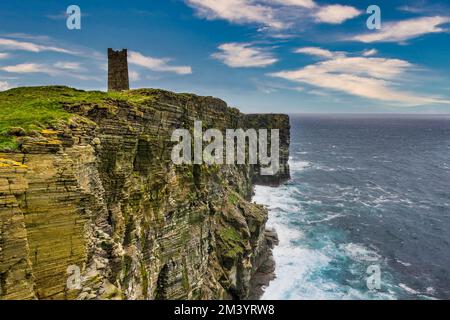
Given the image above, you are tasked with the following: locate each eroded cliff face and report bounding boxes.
[0,87,289,300]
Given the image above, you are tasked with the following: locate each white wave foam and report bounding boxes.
[262,245,333,300]
[340,243,381,262]
[395,259,411,267]
[426,287,436,295]
[314,164,336,172]
[306,213,343,224]
[253,180,397,300]
[253,185,302,213]
[399,283,419,295]
[289,158,311,172]
[254,185,336,299]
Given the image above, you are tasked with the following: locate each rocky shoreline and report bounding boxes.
[248,228,279,300]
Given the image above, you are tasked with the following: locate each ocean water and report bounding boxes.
[255,114,450,300]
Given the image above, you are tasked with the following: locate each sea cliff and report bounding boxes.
[0,86,290,300]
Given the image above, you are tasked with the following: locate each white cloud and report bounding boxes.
[270,0,316,9]
[70,74,103,81]
[128,51,192,75]
[186,0,284,29]
[0,63,59,75]
[0,81,11,91]
[308,56,412,79]
[0,53,10,59]
[397,6,417,13]
[308,89,329,96]
[129,70,141,81]
[0,34,104,60]
[314,5,361,24]
[46,11,89,20]
[185,1,360,30]
[0,37,71,54]
[350,16,450,43]
[53,62,83,71]
[212,43,277,68]
[269,49,450,106]
[362,49,378,57]
[295,47,342,58]
[0,62,94,79]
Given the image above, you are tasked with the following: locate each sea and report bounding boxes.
[254,114,450,300]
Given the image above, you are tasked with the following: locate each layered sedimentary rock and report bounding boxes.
[0,87,289,300]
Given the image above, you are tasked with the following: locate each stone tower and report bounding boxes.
[108,48,129,92]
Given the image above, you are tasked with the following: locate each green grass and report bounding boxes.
[0,86,157,150]
[228,192,239,205]
[218,227,245,258]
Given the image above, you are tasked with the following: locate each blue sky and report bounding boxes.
[0,0,450,113]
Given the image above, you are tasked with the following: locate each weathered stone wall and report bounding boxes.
[0,88,290,300]
[108,49,129,92]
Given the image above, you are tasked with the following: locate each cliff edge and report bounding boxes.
[0,86,290,300]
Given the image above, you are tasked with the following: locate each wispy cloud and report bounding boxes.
[268,0,316,9]
[129,70,141,81]
[0,81,11,91]
[212,43,277,68]
[398,2,450,15]
[1,61,97,80]
[184,0,360,31]
[362,49,378,57]
[0,34,105,60]
[308,89,329,97]
[253,78,302,94]
[350,16,450,43]
[185,0,285,29]
[269,48,450,106]
[128,51,192,75]
[2,33,52,42]
[0,63,60,75]
[46,12,68,20]
[0,34,110,84]
[314,5,361,24]
[0,37,71,54]
[397,5,424,14]
[53,61,84,71]
[46,11,89,20]
[295,47,343,59]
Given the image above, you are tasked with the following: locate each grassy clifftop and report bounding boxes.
[0,86,159,150]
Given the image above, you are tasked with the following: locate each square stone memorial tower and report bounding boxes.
[108,48,129,92]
